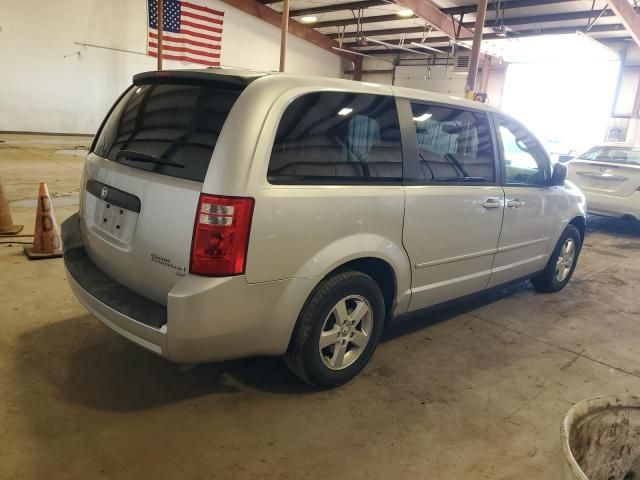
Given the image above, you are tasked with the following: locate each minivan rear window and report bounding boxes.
[92,82,243,182]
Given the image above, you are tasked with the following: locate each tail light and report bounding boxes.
[190,194,255,276]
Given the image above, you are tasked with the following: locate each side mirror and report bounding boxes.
[551,162,568,186]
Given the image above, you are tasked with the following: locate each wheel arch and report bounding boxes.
[285,256,399,355]
[326,257,398,321]
[569,216,586,243]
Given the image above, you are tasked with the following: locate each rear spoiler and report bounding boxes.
[133,69,265,88]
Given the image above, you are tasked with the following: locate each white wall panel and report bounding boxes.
[0,0,341,133]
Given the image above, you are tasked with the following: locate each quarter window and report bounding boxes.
[496,116,550,186]
[410,103,495,183]
[268,92,402,183]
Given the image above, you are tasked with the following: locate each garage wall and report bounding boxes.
[394,64,467,96]
[357,54,506,107]
[0,0,342,134]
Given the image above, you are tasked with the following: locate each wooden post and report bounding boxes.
[479,55,491,93]
[632,74,640,118]
[465,0,488,97]
[353,56,363,81]
[279,0,290,72]
[157,0,164,71]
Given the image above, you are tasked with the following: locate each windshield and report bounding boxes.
[578,146,640,166]
[92,81,244,181]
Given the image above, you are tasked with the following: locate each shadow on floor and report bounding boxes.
[16,283,534,413]
[586,215,640,239]
[16,315,320,413]
[382,281,531,342]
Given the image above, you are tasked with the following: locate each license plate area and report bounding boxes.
[85,181,140,248]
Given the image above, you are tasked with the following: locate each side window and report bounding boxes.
[410,102,495,183]
[496,116,550,186]
[580,147,640,166]
[268,92,402,183]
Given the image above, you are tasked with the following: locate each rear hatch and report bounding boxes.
[567,147,640,197]
[81,71,249,305]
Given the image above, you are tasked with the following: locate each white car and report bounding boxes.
[567,143,640,220]
[61,69,586,387]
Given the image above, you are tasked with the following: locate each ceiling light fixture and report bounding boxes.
[300,15,318,24]
[338,108,353,116]
[397,9,414,17]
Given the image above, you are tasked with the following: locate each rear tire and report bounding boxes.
[531,224,582,293]
[284,271,385,388]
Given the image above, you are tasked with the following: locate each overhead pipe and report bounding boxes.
[279,0,290,72]
[364,37,431,57]
[465,0,489,97]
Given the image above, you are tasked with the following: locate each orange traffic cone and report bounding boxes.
[23,182,63,260]
[0,180,23,235]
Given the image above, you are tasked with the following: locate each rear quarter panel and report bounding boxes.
[217,78,412,313]
[548,180,587,249]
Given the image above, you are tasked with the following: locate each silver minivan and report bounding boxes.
[62,69,586,387]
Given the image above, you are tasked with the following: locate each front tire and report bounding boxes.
[284,271,385,388]
[531,224,582,293]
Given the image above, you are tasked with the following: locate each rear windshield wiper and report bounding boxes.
[435,176,491,182]
[115,149,184,168]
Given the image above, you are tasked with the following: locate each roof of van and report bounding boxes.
[134,68,499,114]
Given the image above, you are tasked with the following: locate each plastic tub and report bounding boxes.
[562,395,640,479]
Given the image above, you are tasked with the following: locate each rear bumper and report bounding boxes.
[62,214,316,363]
[585,190,640,219]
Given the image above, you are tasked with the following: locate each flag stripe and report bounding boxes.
[180,28,221,41]
[149,50,220,66]
[182,1,224,17]
[149,32,220,50]
[149,41,220,58]
[180,19,222,33]
[148,47,220,65]
[156,38,220,55]
[150,28,221,42]
[181,9,224,25]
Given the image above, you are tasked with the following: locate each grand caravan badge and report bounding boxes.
[150,253,186,277]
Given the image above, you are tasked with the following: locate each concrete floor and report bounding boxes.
[2,133,640,479]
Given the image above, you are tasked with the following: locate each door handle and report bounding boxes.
[482,198,502,209]
[507,199,525,209]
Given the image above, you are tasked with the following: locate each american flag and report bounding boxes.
[148,0,223,67]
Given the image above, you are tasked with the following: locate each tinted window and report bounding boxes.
[410,103,495,183]
[268,92,402,183]
[579,147,640,166]
[497,116,549,186]
[93,82,243,182]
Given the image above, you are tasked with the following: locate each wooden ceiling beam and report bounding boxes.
[608,0,640,47]
[267,0,575,13]
[342,23,629,49]
[325,8,617,38]
[216,0,357,61]
[290,0,386,17]
[394,0,473,39]
[441,0,577,16]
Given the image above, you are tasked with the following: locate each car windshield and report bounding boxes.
[578,147,640,166]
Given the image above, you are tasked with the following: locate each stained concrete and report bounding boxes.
[2,133,640,479]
